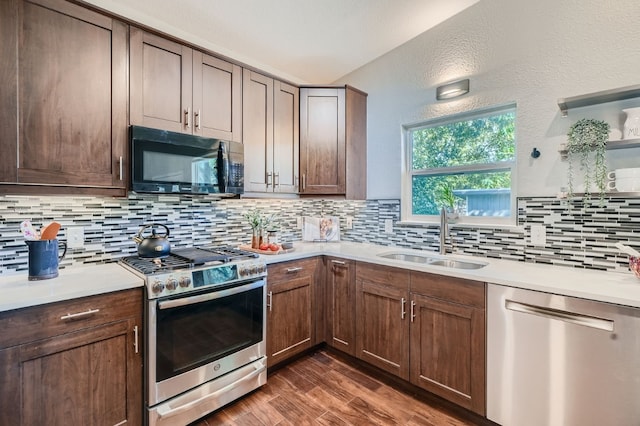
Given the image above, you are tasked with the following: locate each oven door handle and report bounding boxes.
[156,361,266,420]
[158,280,264,310]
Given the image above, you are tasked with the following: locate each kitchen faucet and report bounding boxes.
[439,207,448,255]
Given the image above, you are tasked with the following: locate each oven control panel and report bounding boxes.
[145,260,267,299]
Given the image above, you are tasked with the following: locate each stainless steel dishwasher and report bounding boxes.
[487,284,640,426]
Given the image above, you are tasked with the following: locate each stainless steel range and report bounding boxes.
[120,246,267,426]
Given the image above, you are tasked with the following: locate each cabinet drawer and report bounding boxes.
[267,257,318,282]
[410,272,485,308]
[0,288,142,349]
[356,261,409,290]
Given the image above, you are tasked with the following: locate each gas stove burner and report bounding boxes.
[119,246,259,275]
[171,246,257,265]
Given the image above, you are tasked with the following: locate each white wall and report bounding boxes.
[337,0,640,199]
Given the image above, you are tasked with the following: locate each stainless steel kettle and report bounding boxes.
[132,223,171,258]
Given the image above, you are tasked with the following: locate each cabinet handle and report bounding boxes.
[60,308,100,321]
[411,300,416,323]
[266,171,272,188]
[274,172,279,187]
[133,325,139,354]
[301,173,306,191]
[401,297,406,319]
[118,156,123,181]
[185,107,191,128]
[286,267,303,273]
[331,260,346,265]
[195,109,201,129]
[267,291,273,312]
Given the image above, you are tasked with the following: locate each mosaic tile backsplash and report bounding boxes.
[0,194,637,276]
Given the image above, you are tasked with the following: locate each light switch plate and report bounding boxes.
[296,217,304,229]
[67,227,85,249]
[346,217,353,229]
[384,219,393,234]
[530,224,546,246]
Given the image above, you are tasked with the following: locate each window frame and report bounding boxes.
[401,103,518,227]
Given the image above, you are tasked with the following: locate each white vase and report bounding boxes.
[623,107,640,139]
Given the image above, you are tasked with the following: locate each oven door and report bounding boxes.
[147,278,266,407]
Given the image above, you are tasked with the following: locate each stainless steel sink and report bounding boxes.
[377,253,432,263]
[377,252,487,270]
[427,259,487,270]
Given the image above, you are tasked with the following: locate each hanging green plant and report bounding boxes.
[566,118,610,204]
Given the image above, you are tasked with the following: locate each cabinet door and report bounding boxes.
[299,88,346,195]
[0,0,127,190]
[355,262,410,379]
[410,293,486,415]
[267,276,313,368]
[0,346,20,425]
[326,257,356,355]
[273,80,299,193]
[9,318,142,425]
[192,52,242,142]
[130,28,193,133]
[243,70,274,193]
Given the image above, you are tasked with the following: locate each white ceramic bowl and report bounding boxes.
[609,177,640,192]
[611,168,640,179]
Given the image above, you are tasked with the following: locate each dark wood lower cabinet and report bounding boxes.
[410,271,486,416]
[410,293,486,415]
[325,257,356,355]
[265,257,487,417]
[355,262,410,380]
[266,258,319,367]
[0,289,143,426]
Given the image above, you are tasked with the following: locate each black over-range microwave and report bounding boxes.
[130,126,244,196]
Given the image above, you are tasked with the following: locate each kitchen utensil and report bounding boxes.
[20,220,40,240]
[133,223,171,258]
[40,221,61,240]
[615,242,640,257]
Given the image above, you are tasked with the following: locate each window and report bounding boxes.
[402,104,516,225]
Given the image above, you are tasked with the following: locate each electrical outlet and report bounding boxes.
[296,217,304,229]
[384,219,394,234]
[67,226,85,249]
[530,224,546,246]
[346,217,353,229]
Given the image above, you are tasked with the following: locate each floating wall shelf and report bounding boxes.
[557,84,640,117]
[558,137,640,160]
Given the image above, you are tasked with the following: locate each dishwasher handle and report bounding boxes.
[505,299,614,332]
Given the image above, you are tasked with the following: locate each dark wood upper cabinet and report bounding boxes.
[243,70,299,194]
[299,86,367,199]
[0,0,128,195]
[130,28,242,142]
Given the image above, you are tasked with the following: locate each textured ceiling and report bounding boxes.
[83,0,479,84]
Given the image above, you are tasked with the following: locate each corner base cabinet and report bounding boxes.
[0,289,143,425]
[326,257,356,355]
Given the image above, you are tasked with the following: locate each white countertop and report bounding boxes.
[262,241,640,309]
[2,241,640,313]
[0,264,144,312]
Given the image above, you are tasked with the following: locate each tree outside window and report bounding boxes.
[403,105,516,224]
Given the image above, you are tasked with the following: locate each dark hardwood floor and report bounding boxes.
[191,350,481,425]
